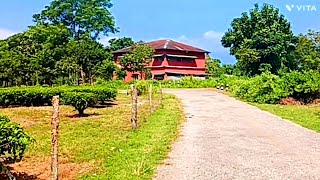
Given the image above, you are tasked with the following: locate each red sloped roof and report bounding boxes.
[112,39,210,54]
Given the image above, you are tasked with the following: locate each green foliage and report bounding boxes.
[67,86,117,102]
[0,24,71,86]
[95,58,116,81]
[231,73,288,103]
[206,56,223,77]
[294,30,320,71]
[126,77,218,90]
[133,81,159,96]
[0,23,115,87]
[0,0,118,87]
[115,67,126,80]
[61,92,97,115]
[220,64,236,76]
[222,3,296,75]
[62,37,113,84]
[120,44,155,74]
[0,86,117,111]
[106,37,135,52]
[228,71,320,104]
[0,87,61,107]
[157,77,217,88]
[33,0,117,40]
[0,115,33,169]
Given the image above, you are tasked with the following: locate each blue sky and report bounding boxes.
[0,0,319,64]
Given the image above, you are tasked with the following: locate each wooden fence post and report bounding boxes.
[131,85,138,129]
[51,96,60,180]
[149,84,153,113]
[159,82,163,105]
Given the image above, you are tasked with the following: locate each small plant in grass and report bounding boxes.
[133,158,153,177]
[0,115,33,179]
[62,92,98,116]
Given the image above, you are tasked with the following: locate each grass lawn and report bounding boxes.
[254,104,320,132]
[0,93,184,180]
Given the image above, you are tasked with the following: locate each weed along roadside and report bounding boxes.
[81,94,184,179]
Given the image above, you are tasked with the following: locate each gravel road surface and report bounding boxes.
[155,89,320,180]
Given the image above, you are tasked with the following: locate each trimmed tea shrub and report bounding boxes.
[0,86,117,108]
[0,115,33,176]
[61,92,98,115]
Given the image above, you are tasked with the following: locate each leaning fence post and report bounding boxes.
[149,84,153,113]
[131,85,138,129]
[159,82,163,105]
[51,96,60,180]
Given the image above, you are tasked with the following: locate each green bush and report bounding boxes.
[228,70,320,104]
[231,73,288,103]
[0,87,60,107]
[161,77,218,88]
[0,86,117,108]
[126,80,160,96]
[64,86,117,102]
[281,70,320,102]
[0,115,33,173]
[61,92,98,115]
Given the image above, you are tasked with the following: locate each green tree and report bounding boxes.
[220,64,236,75]
[106,37,135,52]
[33,0,118,40]
[95,53,116,80]
[62,37,110,84]
[222,3,295,75]
[0,25,70,86]
[120,44,155,79]
[294,30,320,71]
[205,56,223,77]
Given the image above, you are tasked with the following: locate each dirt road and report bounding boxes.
[155,90,320,180]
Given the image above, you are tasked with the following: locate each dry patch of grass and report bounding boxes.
[9,157,94,180]
[0,93,183,179]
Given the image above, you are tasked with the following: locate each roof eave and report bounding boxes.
[155,48,210,53]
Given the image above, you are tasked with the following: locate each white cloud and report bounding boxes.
[177,35,197,45]
[174,30,227,54]
[99,36,119,46]
[203,30,224,40]
[0,28,17,40]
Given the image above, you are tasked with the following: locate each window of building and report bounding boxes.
[168,57,194,63]
[133,74,139,80]
[154,75,164,80]
[184,58,195,63]
[156,56,164,62]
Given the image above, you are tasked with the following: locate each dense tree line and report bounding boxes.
[0,0,138,87]
[208,4,319,78]
[218,3,320,76]
[1,2,319,86]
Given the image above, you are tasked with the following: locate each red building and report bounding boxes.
[112,39,209,82]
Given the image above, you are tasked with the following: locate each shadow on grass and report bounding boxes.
[0,172,38,180]
[97,101,118,107]
[65,112,101,118]
[92,103,117,109]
